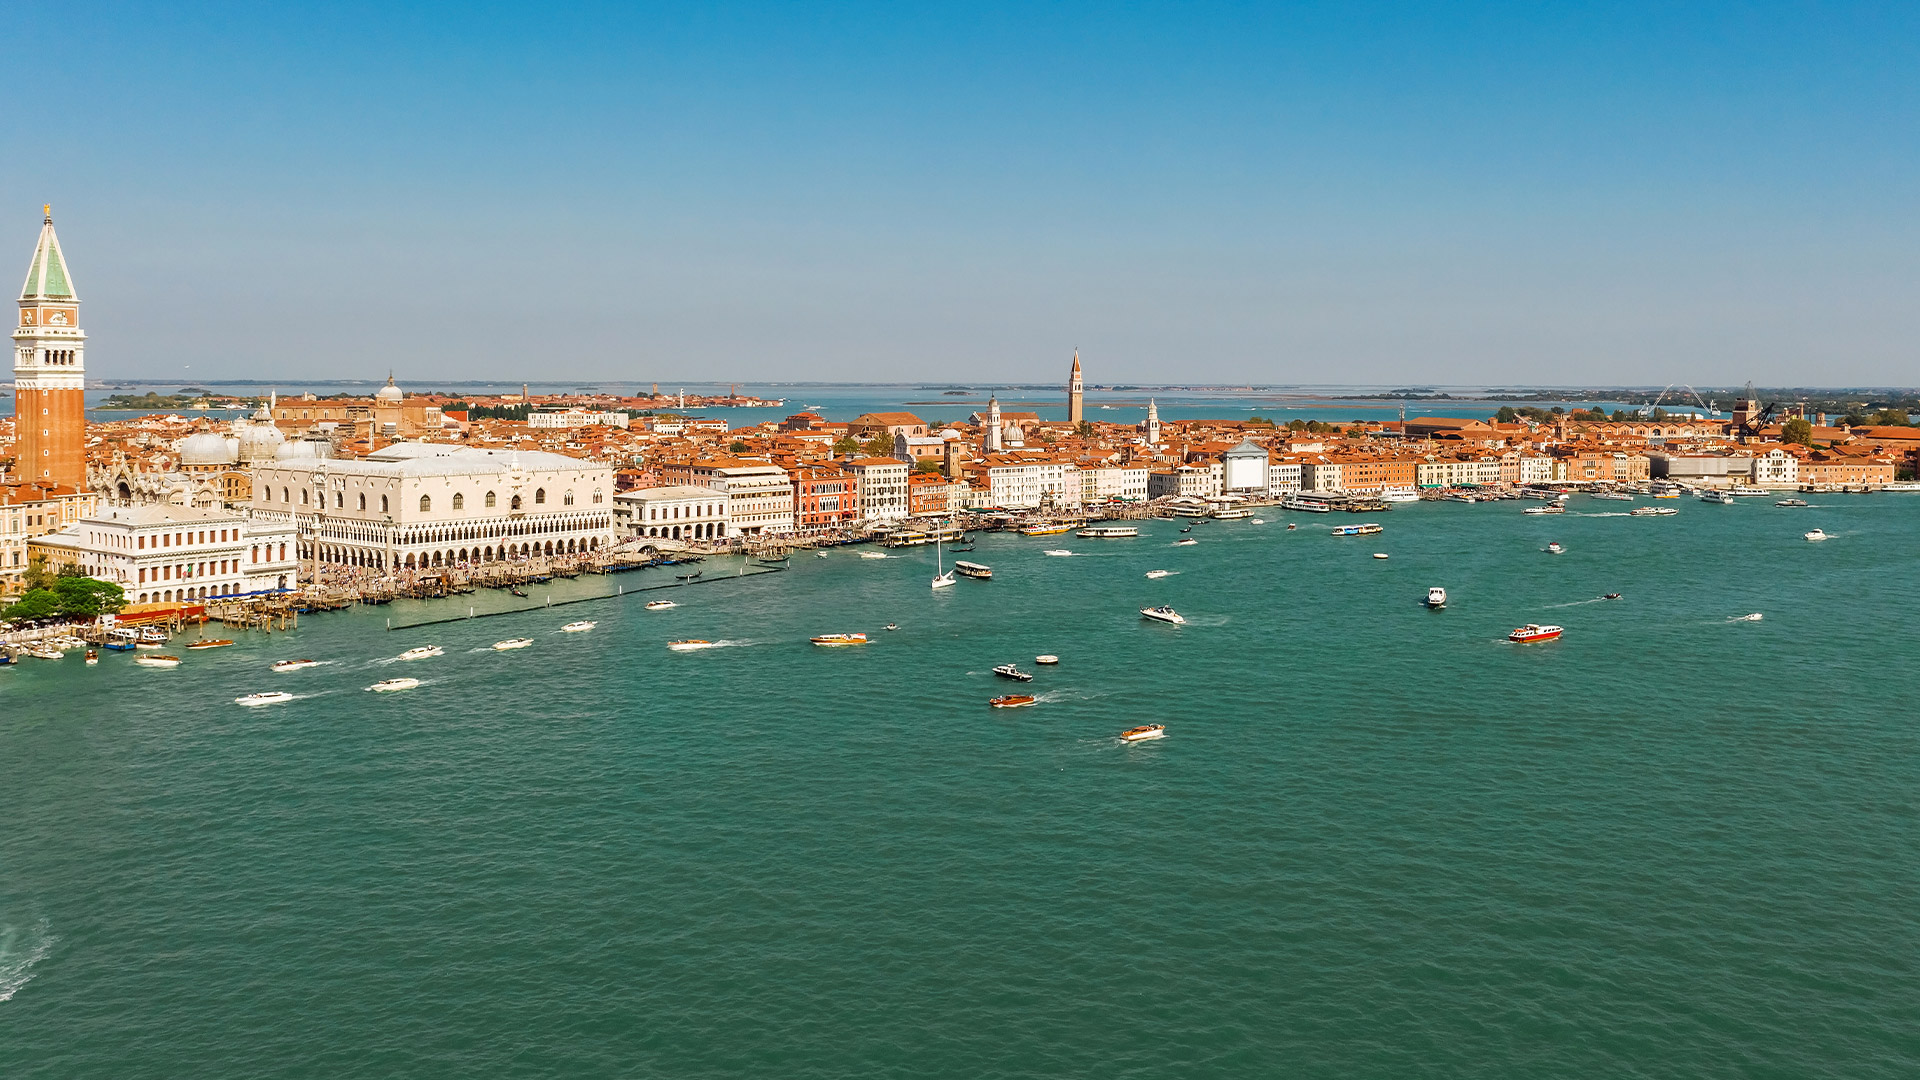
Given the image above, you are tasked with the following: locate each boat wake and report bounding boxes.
[1580,511,1635,518]
[1544,598,1608,608]
[0,918,55,1002]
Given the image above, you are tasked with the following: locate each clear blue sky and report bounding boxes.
[14,1,1919,386]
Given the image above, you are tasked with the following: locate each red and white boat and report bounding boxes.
[1508,624,1563,644]
[989,694,1037,708]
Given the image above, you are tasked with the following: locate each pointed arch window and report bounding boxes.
[420,495,432,512]
[358,493,367,510]
[452,493,465,510]
[511,494,523,511]
[534,488,546,505]
[592,488,603,504]
[563,491,575,506]
[381,495,390,513]
[485,491,496,508]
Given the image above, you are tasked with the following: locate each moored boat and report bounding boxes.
[992,663,1034,682]
[186,638,235,650]
[24,645,64,660]
[134,654,182,668]
[810,633,869,647]
[271,659,323,672]
[235,691,295,707]
[368,677,420,692]
[1139,606,1186,625]
[989,694,1037,709]
[1426,587,1447,609]
[1508,624,1563,644]
[396,646,444,661]
[1119,724,1166,742]
[493,638,534,651]
[1697,490,1736,504]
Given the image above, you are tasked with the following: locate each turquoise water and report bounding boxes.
[4,495,1917,1077]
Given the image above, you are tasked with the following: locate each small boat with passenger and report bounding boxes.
[989,694,1037,709]
[1139,606,1186,625]
[1119,724,1166,743]
[1426,587,1447,609]
[1805,529,1829,541]
[493,638,534,651]
[235,691,295,707]
[272,659,323,672]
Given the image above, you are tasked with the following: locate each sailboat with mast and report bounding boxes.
[932,524,956,589]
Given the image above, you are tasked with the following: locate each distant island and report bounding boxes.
[97,390,255,411]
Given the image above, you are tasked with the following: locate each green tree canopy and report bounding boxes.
[1781,417,1814,445]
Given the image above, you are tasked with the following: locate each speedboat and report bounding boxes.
[368,677,420,692]
[1776,498,1809,507]
[493,638,534,650]
[84,649,98,665]
[1426,587,1447,609]
[1372,553,1389,560]
[1805,529,1829,541]
[1508,624,1563,644]
[1043,549,1073,557]
[1034,655,1059,665]
[884,623,900,631]
[1602,593,1622,600]
[667,639,718,651]
[235,691,295,707]
[1250,518,1265,525]
[992,663,1034,682]
[1144,570,1173,579]
[271,659,323,672]
[810,633,869,647]
[644,600,678,610]
[1119,724,1166,743]
[560,621,596,633]
[859,551,889,560]
[396,646,444,661]
[186,638,235,650]
[989,694,1037,709]
[133,654,182,668]
[1173,538,1198,547]
[1545,542,1564,554]
[1140,606,1186,625]
[1733,613,1764,622]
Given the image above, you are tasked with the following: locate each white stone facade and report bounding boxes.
[29,504,299,604]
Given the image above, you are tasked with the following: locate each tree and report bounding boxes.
[860,435,894,457]
[21,554,56,592]
[1,589,61,623]
[833,436,861,454]
[914,460,941,473]
[1781,417,1814,446]
[1076,420,1095,437]
[54,574,125,618]
[729,440,750,454]
[1494,406,1519,423]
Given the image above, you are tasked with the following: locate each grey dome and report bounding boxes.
[177,432,238,466]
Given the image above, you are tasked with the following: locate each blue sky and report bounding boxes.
[13,1,1918,385]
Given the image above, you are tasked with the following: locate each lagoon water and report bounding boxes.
[4,495,1917,1077]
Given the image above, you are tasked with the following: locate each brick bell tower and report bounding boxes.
[13,205,86,487]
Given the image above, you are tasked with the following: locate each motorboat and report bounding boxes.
[859,551,889,560]
[1629,506,1677,516]
[53,635,86,649]
[815,551,829,558]
[1077,526,1140,538]
[272,659,323,672]
[1330,523,1384,535]
[24,645,64,660]
[1139,606,1186,625]
[396,646,444,661]
[1426,587,1447,609]
[368,677,420,692]
[992,663,1034,682]
[953,561,992,580]
[810,633,869,647]
[1521,505,1566,515]
[1034,655,1060,665]
[235,691,295,707]
[1250,518,1266,525]
[1043,549,1073,557]
[1545,542,1564,554]
[493,638,534,651]
[84,649,98,665]
[1119,724,1166,743]
[667,639,718,651]
[1173,538,1198,547]
[1775,498,1810,507]
[134,654,182,668]
[1733,613,1764,622]
[1019,523,1073,536]
[1697,490,1736,504]
[186,639,235,650]
[989,694,1037,709]
[1144,570,1173,579]
[560,621,596,633]
[1805,529,1829,541]
[1602,593,1622,600]
[884,623,899,631]
[1508,624,1563,644]
[1285,523,1296,530]
[644,600,678,610]
[1372,553,1390,560]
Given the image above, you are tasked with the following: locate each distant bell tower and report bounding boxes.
[1145,398,1160,445]
[14,205,87,488]
[985,395,1003,452]
[1067,349,1084,425]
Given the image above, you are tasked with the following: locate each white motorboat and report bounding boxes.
[1034,654,1060,665]
[1733,613,1764,622]
[1042,549,1073,556]
[1249,518,1266,525]
[133,654,181,669]
[992,663,1034,682]
[1077,526,1140,537]
[667,639,719,651]
[271,659,323,673]
[1545,542,1564,554]
[1139,606,1186,625]
[24,646,65,660]
[1426,587,1447,609]
[1372,553,1390,559]
[859,551,889,560]
[235,691,295,707]
[1119,724,1167,743]
[396,646,444,661]
[1144,569,1173,579]
[493,638,534,651]
[1805,529,1829,541]
[644,600,678,610]
[560,621,596,633]
[368,677,421,692]
[1173,538,1198,547]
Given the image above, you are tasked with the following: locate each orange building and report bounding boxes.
[13,207,87,489]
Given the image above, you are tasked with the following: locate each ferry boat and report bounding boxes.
[953,561,993,580]
[1380,490,1421,503]
[560,621,596,633]
[186,638,235,650]
[810,633,869,647]
[1775,498,1809,507]
[1508,624,1563,644]
[1729,485,1772,497]
[644,600,678,610]
[1628,506,1677,517]
[667,639,718,651]
[1076,526,1140,538]
[992,663,1034,682]
[1170,505,1212,518]
[1521,505,1565,515]
[134,654,182,668]
[1426,587,1447,609]
[1281,495,1332,513]
[1019,522,1074,536]
[1697,490,1736,504]
[1139,606,1186,625]
[493,638,534,651]
[1034,654,1060,665]
[396,646,444,661]
[1804,529,1829,542]
[235,691,295,707]
[1651,491,1681,499]
[1172,538,1198,546]
[1119,724,1166,743]
[989,694,1037,709]
[368,677,420,692]
[1590,490,1633,501]
[271,659,323,672]
[1330,523,1384,536]
[1210,508,1252,520]
[1144,569,1173,579]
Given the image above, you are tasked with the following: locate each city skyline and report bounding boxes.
[12,3,1920,385]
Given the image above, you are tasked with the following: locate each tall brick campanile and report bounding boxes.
[13,206,86,487]
[1067,349,1084,425]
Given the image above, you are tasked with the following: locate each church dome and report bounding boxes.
[374,374,404,403]
[177,432,238,466]
[235,418,286,461]
[275,438,331,461]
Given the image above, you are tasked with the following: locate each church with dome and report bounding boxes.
[92,393,334,510]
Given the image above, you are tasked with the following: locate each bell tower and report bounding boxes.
[13,206,86,487]
[1067,349,1084,425]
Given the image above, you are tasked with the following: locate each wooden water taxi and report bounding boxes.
[1119,724,1166,742]
[810,633,869,647]
[988,694,1037,708]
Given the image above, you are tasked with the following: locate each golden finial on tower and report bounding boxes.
[44,203,52,221]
